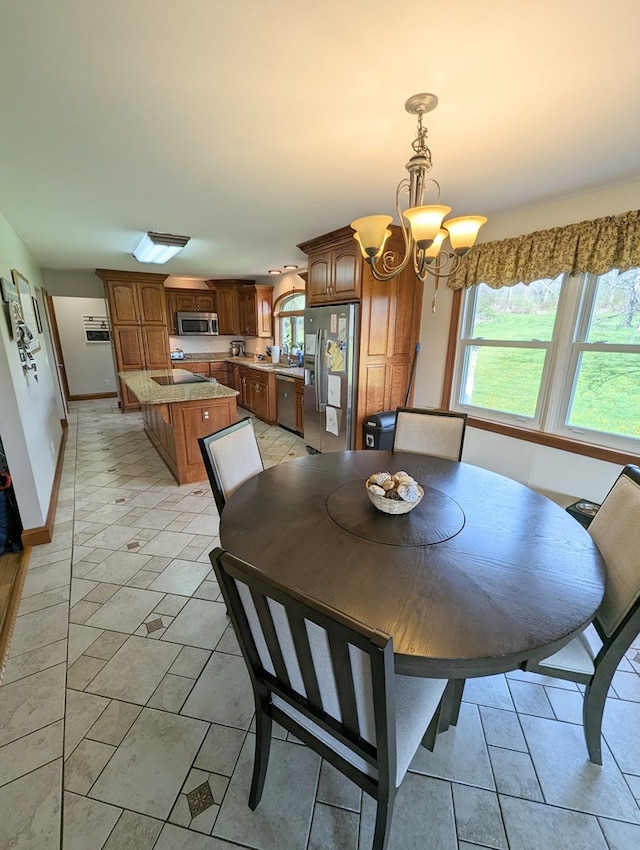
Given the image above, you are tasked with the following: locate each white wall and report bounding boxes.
[52,296,117,395]
[412,179,640,501]
[42,269,105,298]
[0,211,64,530]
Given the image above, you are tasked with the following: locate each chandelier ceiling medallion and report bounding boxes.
[350,93,486,309]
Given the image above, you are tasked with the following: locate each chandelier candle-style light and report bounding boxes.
[351,93,486,310]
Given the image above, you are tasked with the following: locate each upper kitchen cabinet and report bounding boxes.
[171,289,217,313]
[211,281,241,335]
[205,280,272,337]
[238,285,273,337]
[165,287,217,333]
[298,227,362,306]
[102,273,168,325]
[97,269,170,411]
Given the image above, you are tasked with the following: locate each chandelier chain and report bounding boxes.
[411,113,433,170]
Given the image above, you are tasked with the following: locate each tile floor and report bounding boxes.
[1,399,639,850]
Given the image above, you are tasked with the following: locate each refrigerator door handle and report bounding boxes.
[314,328,322,412]
[318,328,327,412]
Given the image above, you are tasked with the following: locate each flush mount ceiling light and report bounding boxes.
[268,269,281,275]
[133,231,190,264]
[283,264,298,271]
[351,93,486,309]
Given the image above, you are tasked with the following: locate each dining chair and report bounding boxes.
[198,417,264,514]
[211,546,452,850]
[521,464,640,764]
[392,407,467,461]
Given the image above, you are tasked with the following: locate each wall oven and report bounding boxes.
[176,312,219,336]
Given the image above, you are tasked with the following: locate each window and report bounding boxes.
[275,292,305,351]
[451,268,640,453]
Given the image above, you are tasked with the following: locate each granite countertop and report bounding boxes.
[228,357,304,378]
[119,369,239,405]
[172,353,304,378]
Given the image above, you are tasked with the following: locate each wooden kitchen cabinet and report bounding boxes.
[247,370,271,421]
[105,276,168,325]
[165,288,217,334]
[298,229,362,306]
[97,269,170,411]
[212,282,241,335]
[176,361,231,386]
[204,280,272,337]
[233,364,276,422]
[165,291,178,333]
[238,285,273,337]
[209,362,231,385]
[229,361,243,393]
[174,290,216,313]
[178,361,211,376]
[297,226,423,447]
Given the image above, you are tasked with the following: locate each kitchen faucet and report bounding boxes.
[281,343,289,364]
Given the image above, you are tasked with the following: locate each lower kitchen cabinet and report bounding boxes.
[209,362,231,385]
[141,395,237,485]
[176,361,231,385]
[232,364,276,422]
[178,361,211,376]
[247,370,271,421]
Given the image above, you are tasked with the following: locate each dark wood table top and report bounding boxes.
[220,451,606,678]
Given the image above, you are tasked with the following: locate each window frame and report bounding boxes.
[448,271,640,459]
[274,290,305,351]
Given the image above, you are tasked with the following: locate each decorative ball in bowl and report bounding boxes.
[365,471,424,515]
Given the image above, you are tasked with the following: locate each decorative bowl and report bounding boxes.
[365,482,424,515]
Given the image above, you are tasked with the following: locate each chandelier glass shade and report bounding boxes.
[350,93,486,307]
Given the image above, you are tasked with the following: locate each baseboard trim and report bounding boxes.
[68,392,118,401]
[20,424,68,548]
[0,547,31,685]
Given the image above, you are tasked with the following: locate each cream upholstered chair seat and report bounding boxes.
[393,407,467,461]
[211,547,452,850]
[198,417,264,514]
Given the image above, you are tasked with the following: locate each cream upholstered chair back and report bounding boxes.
[211,547,449,850]
[393,407,467,461]
[589,467,640,637]
[198,417,264,514]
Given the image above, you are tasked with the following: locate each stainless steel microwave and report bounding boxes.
[176,312,219,336]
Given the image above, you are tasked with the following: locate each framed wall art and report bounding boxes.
[0,275,19,303]
[11,269,40,353]
[32,296,43,333]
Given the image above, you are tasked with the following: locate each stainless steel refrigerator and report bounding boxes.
[303,303,359,453]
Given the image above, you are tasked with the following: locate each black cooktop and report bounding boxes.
[152,371,209,386]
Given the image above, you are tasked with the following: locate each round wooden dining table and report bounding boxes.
[219,450,606,678]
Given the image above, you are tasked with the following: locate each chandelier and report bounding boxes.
[350,93,486,309]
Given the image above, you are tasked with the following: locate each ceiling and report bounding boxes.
[2,1,640,281]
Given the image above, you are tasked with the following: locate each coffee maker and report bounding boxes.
[229,340,245,357]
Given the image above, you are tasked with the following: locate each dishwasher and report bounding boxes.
[276,374,297,432]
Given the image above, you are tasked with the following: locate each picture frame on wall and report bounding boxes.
[32,295,43,333]
[0,275,19,303]
[11,269,40,353]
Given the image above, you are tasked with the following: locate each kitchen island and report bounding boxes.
[119,369,239,485]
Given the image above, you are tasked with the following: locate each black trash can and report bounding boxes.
[565,499,601,529]
[363,410,397,450]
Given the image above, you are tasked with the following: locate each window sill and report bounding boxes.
[467,416,640,466]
